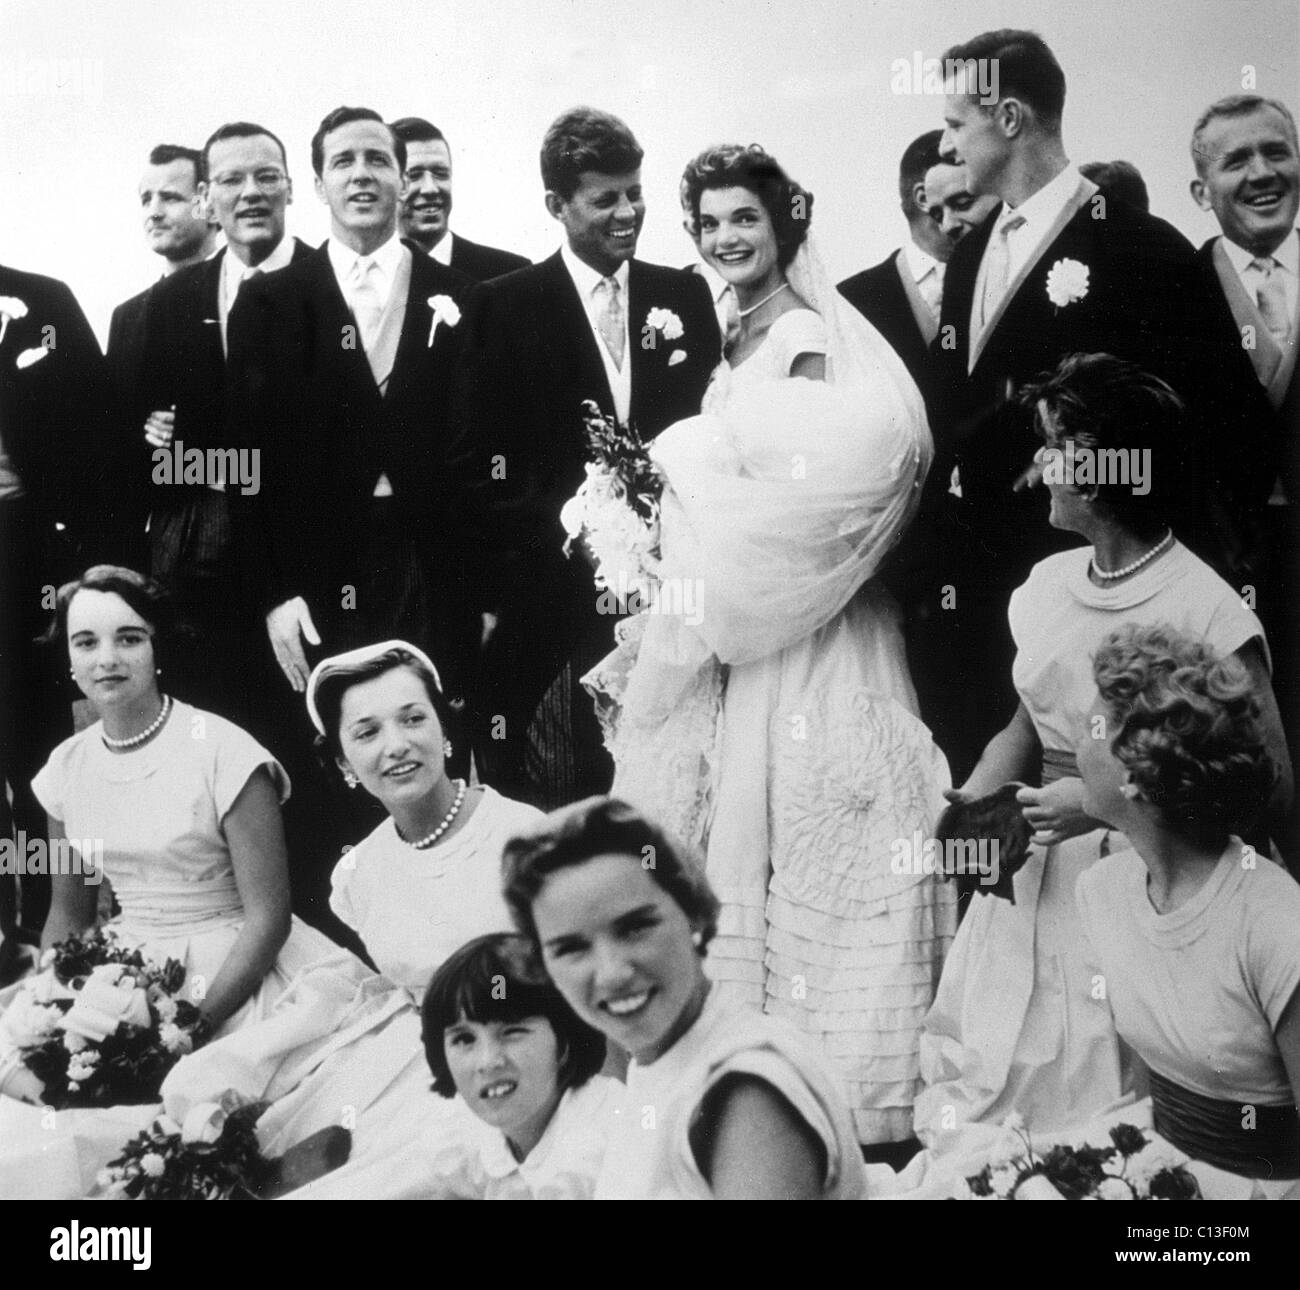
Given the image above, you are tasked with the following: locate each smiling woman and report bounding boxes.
[157,639,545,1199]
[502,797,869,1200]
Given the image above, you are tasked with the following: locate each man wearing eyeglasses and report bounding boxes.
[133,121,313,727]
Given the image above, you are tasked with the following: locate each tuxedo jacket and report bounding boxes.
[138,240,314,462]
[0,263,128,564]
[453,250,721,613]
[838,252,934,391]
[930,192,1272,599]
[1195,233,1299,513]
[228,241,475,618]
[448,234,530,283]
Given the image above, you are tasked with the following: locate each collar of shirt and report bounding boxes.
[1221,225,1300,281]
[327,231,405,309]
[1002,163,1083,233]
[561,241,630,315]
[903,240,944,288]
[428,230,454,266]
[221,235,296,310]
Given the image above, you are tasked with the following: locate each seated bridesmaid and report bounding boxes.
[163,640,543,1198]
[1077,623,1300,1188]
[416,933,617,1199]
[0,565,337,1196]
[501,797,867,1199]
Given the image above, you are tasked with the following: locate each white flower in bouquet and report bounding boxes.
[140,1152,167,1179]
[158,1022,193,1055]
[181,1101,228,1145]
[988,1163,1020,1197]
[152,1114,183,1137]
[155,994,179,1023]
[1096,1176,1135,1200]
[62,1029,89,1053]
[2,994,63,1047]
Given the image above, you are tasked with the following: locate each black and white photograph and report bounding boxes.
[0,0,1296,1250]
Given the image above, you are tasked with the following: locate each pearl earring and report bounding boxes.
[343,769,359,790]
[1120,782,1139,799]
[443,739,453,759]
[690,929,703,948]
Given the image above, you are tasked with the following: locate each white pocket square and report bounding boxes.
[15,346,47,370]
[668,349,687,367]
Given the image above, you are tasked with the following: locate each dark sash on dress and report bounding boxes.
[1150,1066,1300,1180]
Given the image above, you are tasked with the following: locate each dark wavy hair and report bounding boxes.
[311,106,405,177]
[311,646,454,765]
[680,144,813,269]
[38,564,183,668]
[1092,623,1275,833]
[1021,351,1185,535]
[502,796,720,952]
[540,107,643,200]
[421,933,606,1099]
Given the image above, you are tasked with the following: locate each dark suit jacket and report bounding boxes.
[453,250,721,617]
[0,263,128,566]
[838,251,933,390]
[228,240,475,624]
[107,285,154,416]
[930,192,1271,602]
[1194,235,1299,512]
[139,239,314,459]
[448,234,530,283]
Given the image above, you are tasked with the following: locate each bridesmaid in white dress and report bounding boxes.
[587,145,953,1146]
[160,641,543,1197]
[503,797,867,1199]
[0,565,338,1197]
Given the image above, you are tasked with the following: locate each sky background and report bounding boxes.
[1,0,1296,343]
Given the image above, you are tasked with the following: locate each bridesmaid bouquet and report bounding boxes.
[0,928,204,1108]
[100,1094,270,1200]
[957,1116,1201,1200]
[559,400,663,608]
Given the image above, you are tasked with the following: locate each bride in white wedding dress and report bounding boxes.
[587,144,955,1146]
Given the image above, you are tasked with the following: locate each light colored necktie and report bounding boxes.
[1251,256,1292,343]
[596,275,626,369]
[980,213,1027,328]
[350,257,384,351]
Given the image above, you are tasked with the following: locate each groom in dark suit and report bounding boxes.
[136,121,314,726]
[228,106,475,929]
[455,106,720,807]
[926,28,1272,777]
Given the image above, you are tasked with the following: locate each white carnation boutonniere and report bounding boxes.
[15,345,48,370]
[646,307,687,367]
[1045,258,1090,309]
[0,295,29,347]
[427,294,461,346]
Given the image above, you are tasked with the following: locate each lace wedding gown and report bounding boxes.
[587,245,956,1143]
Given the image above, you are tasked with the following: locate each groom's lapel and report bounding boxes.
[539,250,614,412]
[969,175,1098,373]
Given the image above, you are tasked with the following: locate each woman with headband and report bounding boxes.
[161,640,543,1197]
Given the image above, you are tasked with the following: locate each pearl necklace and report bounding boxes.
[399,779,468,850]
[1090,530,1174,581]
[736,281,790,318]
[102,694,173,750]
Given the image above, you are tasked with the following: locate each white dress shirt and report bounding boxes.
[903,240,945,321]
[428,231,454,266]
[326,231,406,312]
[1221,227,1299,323]
[561,242,631,425]
[995,163,1087,283]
